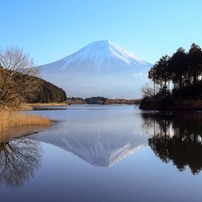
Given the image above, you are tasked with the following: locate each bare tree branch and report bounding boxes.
[142,82,160,98]
[0,47,41,109]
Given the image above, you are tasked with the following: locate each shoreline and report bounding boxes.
[20,102,68,110]
[139,97,202,112]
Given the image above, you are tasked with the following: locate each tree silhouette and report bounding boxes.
[148,55,171,96]
[169,47,188,89]
[187,43,202,86]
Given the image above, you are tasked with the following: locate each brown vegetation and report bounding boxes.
[0,110,52,142]
[0,47,41,109]
[1,111,52,127]
[0,47,67,109]
[0,48,60,142]
[19,102,68,110]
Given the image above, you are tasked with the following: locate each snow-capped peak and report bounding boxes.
[61,40,147,66]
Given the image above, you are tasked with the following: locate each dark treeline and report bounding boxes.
[140,43,202,110]
[25,77,67,103]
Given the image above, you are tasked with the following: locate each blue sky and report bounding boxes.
[1,0,202,65]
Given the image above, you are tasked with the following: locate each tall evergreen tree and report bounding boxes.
[170,47,188,89]
[148,55,171,96]
[187,43,202,86]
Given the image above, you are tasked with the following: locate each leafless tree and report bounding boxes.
[0,47,41,108]
[141,82,160,98]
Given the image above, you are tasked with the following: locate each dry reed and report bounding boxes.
[0,110,52,128]
[0,110,52,142]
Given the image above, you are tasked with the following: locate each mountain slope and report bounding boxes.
[39,40,152,98]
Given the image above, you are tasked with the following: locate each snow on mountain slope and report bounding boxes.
[39,40,152,98]
[34,129,147,167]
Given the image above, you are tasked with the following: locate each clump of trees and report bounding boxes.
[27,79,67,103]
[0,47,67,108]
[140,43,202,110]
[85,96,108,104]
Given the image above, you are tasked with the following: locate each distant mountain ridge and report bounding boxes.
[39,40,152,98]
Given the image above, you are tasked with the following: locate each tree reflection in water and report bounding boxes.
[0,137,41,187]
[142,112,202,175]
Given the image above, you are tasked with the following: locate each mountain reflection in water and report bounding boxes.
[142,112,202,175]
[0,138,41,187]
[33,108,149,167]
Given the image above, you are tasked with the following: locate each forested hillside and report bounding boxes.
[0,65,67,106]
[25,77,67,103]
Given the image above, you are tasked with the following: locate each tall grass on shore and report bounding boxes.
[0,110,52,128]
[0,110,52,142]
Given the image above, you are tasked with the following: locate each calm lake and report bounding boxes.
[1,105,202,202]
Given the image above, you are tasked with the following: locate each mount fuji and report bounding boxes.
[39,40,152,98]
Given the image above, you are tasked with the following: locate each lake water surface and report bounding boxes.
[1,105,202,202]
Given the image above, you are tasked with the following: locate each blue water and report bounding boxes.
[0,105,202,202]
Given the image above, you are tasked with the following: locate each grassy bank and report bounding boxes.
[0,110,52,127]
[0,110,52,142]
